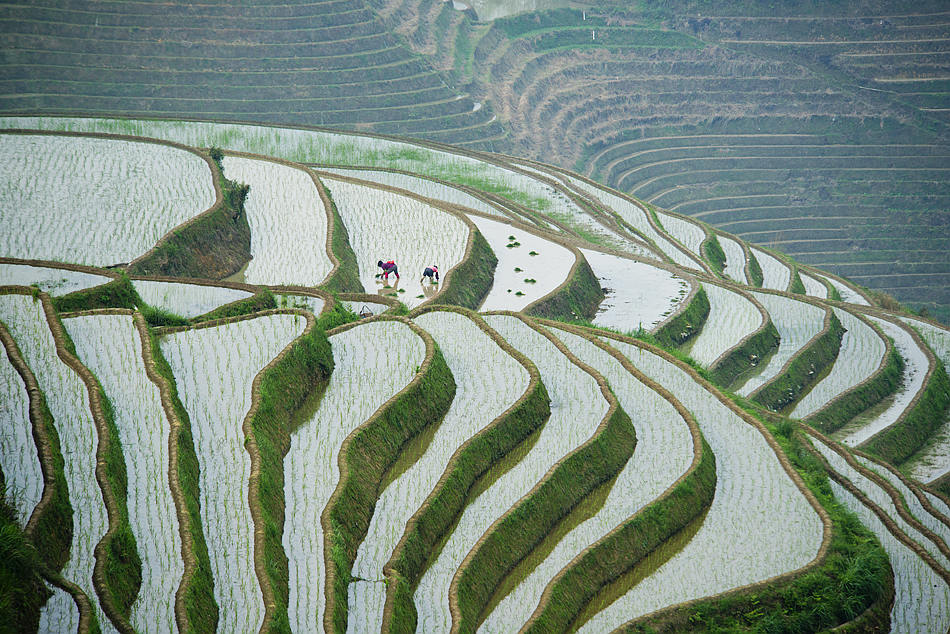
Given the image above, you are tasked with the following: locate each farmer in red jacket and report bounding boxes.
[377,259,400,281]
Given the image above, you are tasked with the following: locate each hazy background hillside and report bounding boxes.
[2,0,947,321]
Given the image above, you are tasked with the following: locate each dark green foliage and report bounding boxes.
[139,304,190,327]
[524,437,716,634]
[52,274,140,313]
[702,233,727,275]
[453,396,636,633]
[789,268,807,295]
[623,425,892,633]
[862,359,950,465]
[808,344,905,434]
[0,488,50,633]
[146,331,219,632]
[192,289,277,323]
[754,310,845,412]
[385,377,551,633]
[316,300,360,332]
[709,317,780,388]
[747,250,764,287]
[526,256,605,322]
[326,343,456,633]
[127,176,252,280]
[654,286,710,348]
[247,319,334,632]
[436,228,497,310]
[320,187,365,294]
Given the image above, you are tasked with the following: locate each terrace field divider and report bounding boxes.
[446,311,637,634]
[40,295,139,633]
[380,304,551,633]
[651,278,709,347]
[0,302,71,571]
[849,309,950,466]
[743,239,764,287]
[0,256,122,282]
[521,320,714,634]
[803,428,950,586]
[749,293,844,412]
[133,311,217,633]
[704,282,781,387]
[312,172,364,293]
[41,572,99,634]
[807,429,950,563]
[523,245,604,322]
[311,168,485,308]
[234,306,331,634]
[321,315,456,634]
[804,312,903,434]
[588,327,836,607]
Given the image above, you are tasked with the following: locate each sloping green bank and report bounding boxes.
[53,274,139,313]
[524,436,715,633]
[190,288,277,324]
[622,425,890,633]
[0,492,50,632]
[789,267,807,295]
[753,309,845,413]
[323,324,456,633]
[526,253,604,322]
[436,229,497,310]
[808,345,904,434]
[701,233,726,276]
[861,360,950,465]
[318,183,364,294]
[653,286,710,348]
[144,329,219,632]
[709,316,780,388]
[383,308,551,633]
[747,249,764,288]
[244,313,334,632]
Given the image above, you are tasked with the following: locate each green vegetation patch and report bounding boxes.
[526,255,605,322]
[807,344,905,435]
[324,336,456,633]
[383,319,550,631]
[452,381,636,632]
[246,317,335,632]
[52,274,139,313]
[146,330,219,632]
[654,285,710,349]
[709,316,780,389]
[622,423,891,633]
[436,228,497,310]
[753,309,845,413]
[788,267,807,295]
[319,184,364,294]
[862,359,950,466]
[524,436,715,633]
[0,491,50,632]
[190,289,277,324]
[747,250,764,288]
[701,233,727,276]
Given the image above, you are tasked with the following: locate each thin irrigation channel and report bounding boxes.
[321,177,468,309]
[578,337,823,632]
[414,314,611,632]
[478,326,695,633]
[132,279,253,319]
[0,326,42,526]
[736,291,826,397]
[680,282,761,367]
[0,132,215,266]
[346,310,530,633]
[471,215,574,312]
[791,308,885,420]
[837,316,929,447]
[750,246,791,292]
[160,313,307,634]
[0,293,117,633]
[64,312,182,633]
[283,320,425,633]
[221,155,334,286]
[579,248,689,334]
[0,262,112,296]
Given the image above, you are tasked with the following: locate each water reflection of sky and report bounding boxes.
[449,0,570,22]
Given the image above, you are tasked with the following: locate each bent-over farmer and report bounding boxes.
[421,265,439,283]
[377,259,400,280]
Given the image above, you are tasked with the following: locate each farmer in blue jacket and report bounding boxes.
[421,265,439,284]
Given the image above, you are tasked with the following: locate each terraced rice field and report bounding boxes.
[132,280,253,319]
[681,282,763,367]
[0,262,111,296]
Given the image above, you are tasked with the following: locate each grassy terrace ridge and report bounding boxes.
[522,321,715,634]
[383,306,551,633]
[322,316,456,634]
[524,248,604,323]
[448,313,636,634]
